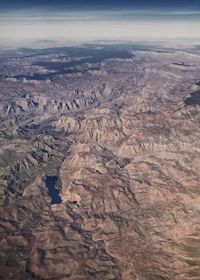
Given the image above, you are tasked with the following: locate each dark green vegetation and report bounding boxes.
[14,45,133,80]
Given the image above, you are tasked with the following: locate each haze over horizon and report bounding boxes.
[0,0,200,46]
[1,1,200,280]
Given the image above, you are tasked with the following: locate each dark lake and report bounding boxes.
[45,176,62,205]
[184,90,200,106]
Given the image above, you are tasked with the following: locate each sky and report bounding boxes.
[1,0,200,9]
[0,0,200,46]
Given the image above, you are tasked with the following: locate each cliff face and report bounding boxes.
[0,46,200,280]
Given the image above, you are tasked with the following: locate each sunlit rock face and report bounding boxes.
[0,44,200,280]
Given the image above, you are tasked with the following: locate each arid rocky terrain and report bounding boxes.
[0,43,200,280]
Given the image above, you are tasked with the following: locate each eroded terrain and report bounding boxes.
[0,44,200,280]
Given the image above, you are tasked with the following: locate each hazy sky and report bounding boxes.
[1,0,200,9]
[0,0,200,45]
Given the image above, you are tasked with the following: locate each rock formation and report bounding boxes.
[0,45,200,280]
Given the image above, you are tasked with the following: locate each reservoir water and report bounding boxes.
[45,176,62,205]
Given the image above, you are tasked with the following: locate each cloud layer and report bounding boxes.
[1,9,200,45]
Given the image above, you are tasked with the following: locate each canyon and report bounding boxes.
[0,44,200,280]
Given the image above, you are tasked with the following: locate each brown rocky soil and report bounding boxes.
[0,46,200,279]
